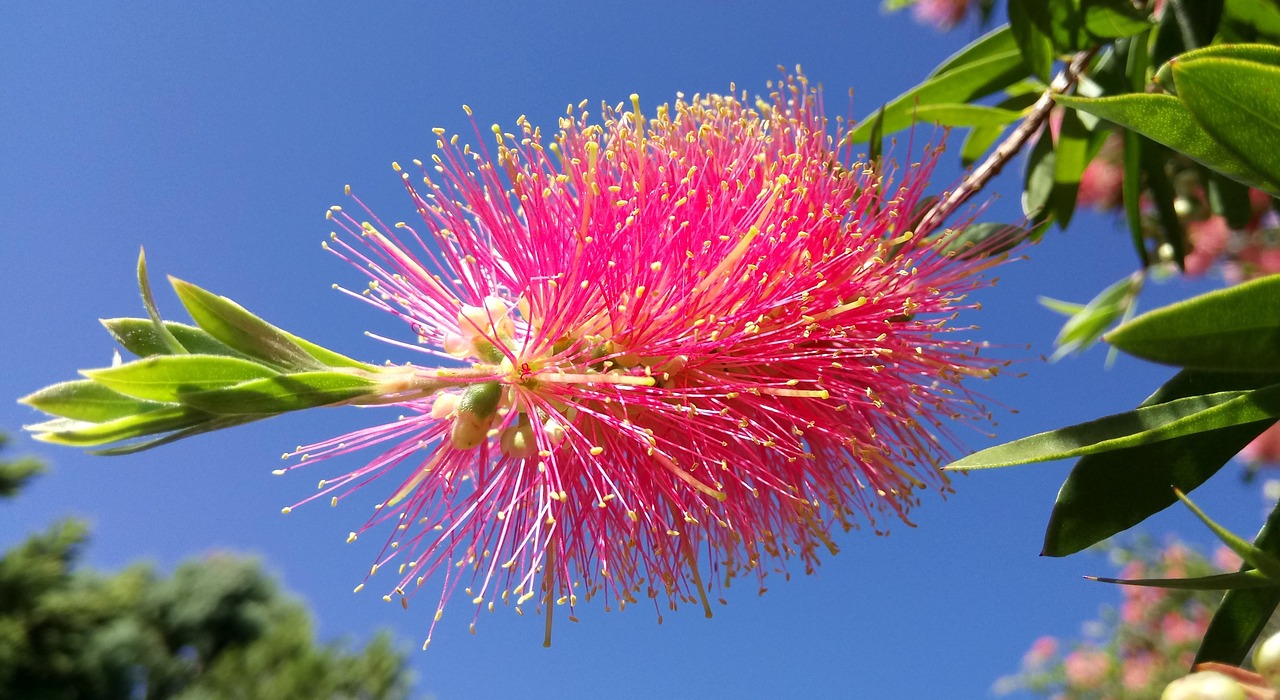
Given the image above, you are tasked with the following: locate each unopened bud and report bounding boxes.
[431,392,459,419]
[1161,672,1246,700]
[1254,630,1280,688]
[450,382,502,450]
[500,413,537,458]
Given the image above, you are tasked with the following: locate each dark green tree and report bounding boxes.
[0,435,413,700]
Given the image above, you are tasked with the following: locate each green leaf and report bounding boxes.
[30,406,210,448]
[912,103,1025,129]
[178,371,379,415]
[1081,0,1155,39]
[934,222,1035,260]
[170,278,326,371]
[866,105,885,165]
[930,24,1020,77]
[136,248,186,356]
[1223,0,1280,40]
[1052,107,1090,227]
[849,48,1029,142]
[959,125,1005,166]
[1155,43,1280,90]
[1173,57,1280,196]
[1038,296,1087,317]
[1022,129,1056,224]
[1106,274,1280,372]
[1043,370,1280,557]
[1141,139,1188,269]
[103,318,250,359]
[947,383,1280,470]
[1198,498,1280,665]
[1088,569,1276,591]
[1054,92,1280,194]
[1176,488,1280,585]
[1207,171,1255,230]
[82,354,280,403]
[89,415,263,456]
[19,380,167,423]
[1009,0,1055,82]
[1049,273,1140,358]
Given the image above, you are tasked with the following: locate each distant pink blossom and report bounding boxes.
[277,73,1003,644]
[1064,648,1111,688]
[1214,546,1244,572]
[910,0,972,30]
[1024,636,1058,667]
[1241,423,1280,467]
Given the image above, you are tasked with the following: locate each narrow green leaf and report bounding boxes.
[1081,0,1155,39]
[1089,569,1276,591]
[1141,139,1188,269]
[948,383,1280,470]
[1052,107,1090,228]
[1155,43,1280,90]
[1022,129,1056,223]
[1198,499,1280,665]
[19,380,167,423]
[1009,0,1055,82]
[178,371,379,415]
[90,415,263,456]
[960,125,1005,166]
[103,318,249,359]
[83,354,280,403]
[930,24,1020,77]
[1174,57,1280,196]
[1037,296,1087,317]
[1176,488,1280,585]
[170,277,325,371]
[136,248,186,355]
[1207,171,1254,230]
[867,105,885,165]
[848,49,1029,142]
[1106,274,1280,372]
[1050,273,1140,358]
[30,406,210,447]
[912,103,1025,129]
[1043,370,1280,557]
[1054,93,1280,193]
[933,222,1033,260]
[1222,0,1280,40]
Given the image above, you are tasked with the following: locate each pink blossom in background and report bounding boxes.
[1214,545,1244,572]
[1064,648,1110,688]
[1183,216,1230,277]
[910,0,972,30]
[1122,652,1157,692]
[277,73,1004,645]
[1024,636,1058,667]
[1241,423,1280,467]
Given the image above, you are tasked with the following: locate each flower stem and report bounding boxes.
[916,48,1098,235]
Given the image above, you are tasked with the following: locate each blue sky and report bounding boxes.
[0,3,1263,698]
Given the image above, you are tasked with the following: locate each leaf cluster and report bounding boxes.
[20,251,382,455]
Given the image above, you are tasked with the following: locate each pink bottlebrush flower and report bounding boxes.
[281,73,1002,646]
[910,0,973,30]
[1122,652,1158,692]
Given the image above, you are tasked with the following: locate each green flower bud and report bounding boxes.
[449,382,502,450]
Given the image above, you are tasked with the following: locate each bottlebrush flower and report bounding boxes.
[276,72,1005,646]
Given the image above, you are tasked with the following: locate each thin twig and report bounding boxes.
[916,48,1099,235]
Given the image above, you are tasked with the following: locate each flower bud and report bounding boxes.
[1161,672,1246,700]
[1254,630,1280,689]
[500,413,537,459]
[449,382,502,450]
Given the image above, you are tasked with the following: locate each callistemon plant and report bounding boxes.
[21,73,1006,647]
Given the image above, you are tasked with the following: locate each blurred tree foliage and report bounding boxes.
[0,434,413,700]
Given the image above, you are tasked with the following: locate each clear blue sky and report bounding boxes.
[0,3,1261,698]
